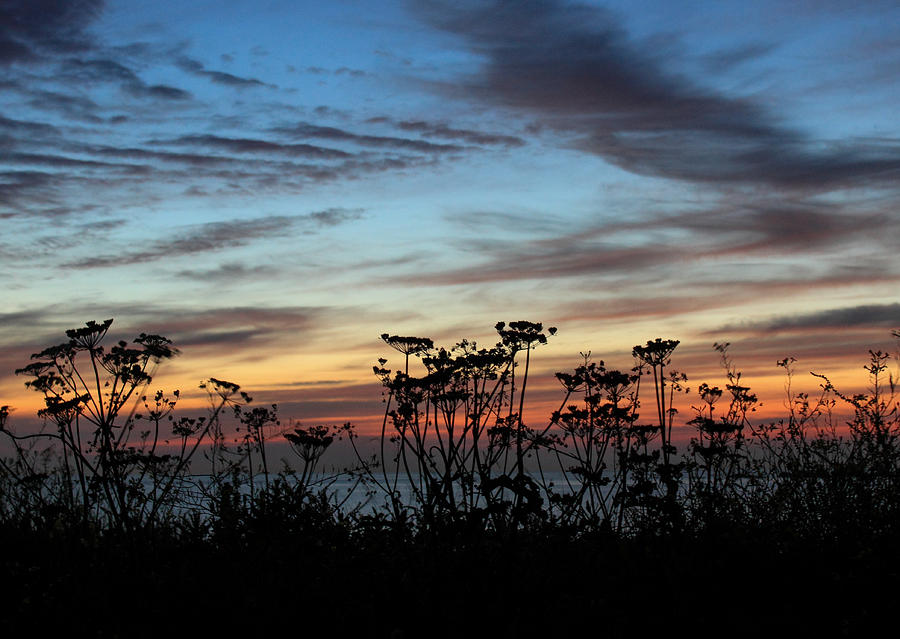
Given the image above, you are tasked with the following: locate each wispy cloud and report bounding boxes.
[714,303,900,335]
[410,199,898,286]
[156,306,324,350]
[174,262,281,282]
[0,115,59,136]
[66,208,363,268]
[176,55,270,88]
[304,66,368,77]
[25,89,102,122]
[59,57,191,100]
[157,134,351,160]
[272,122,466,154]
[367,116,525,147]
[0,4,532,224]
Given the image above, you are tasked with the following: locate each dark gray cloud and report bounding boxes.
[26,89,102,121]
[159,134,351,159]
[601,202,894,255]
[0,170,55,208]
[312,105,348,119]
[334,66,366,77]
[0,308,56,332]
[1,116,449,220]
[414,200,897,286]
[414,0,900,190]
[410,238,666,285]
[393,119,525,147]
[156,306,325,351]
[65,208,363,268]
[60,57,136,82]
[0,0,103,64]
[307,208,365,226]
[304,66,366,77]
[700,42,776,75]
[0,115,59,136]
[174,262,280,282]
[272,122,465,153]
[7,151,129,170]
[716,303,900,335]
[448,210,566,236]
[0,6,531,223]
[554,263,900,327]
[176,55,269,88]
[556,295,724,325]
[91,145,245,167]
[59,57,191,100]
[129,82,191,100]
[366,115,524,147]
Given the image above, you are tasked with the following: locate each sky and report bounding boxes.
[2,0,899,433]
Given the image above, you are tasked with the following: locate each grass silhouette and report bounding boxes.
[1,319,899,636]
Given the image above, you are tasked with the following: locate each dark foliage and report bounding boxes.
[1,320,899,636]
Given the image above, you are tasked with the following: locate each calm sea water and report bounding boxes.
[170,470,591,515]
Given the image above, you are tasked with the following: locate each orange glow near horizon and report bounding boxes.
[3,323,896,444]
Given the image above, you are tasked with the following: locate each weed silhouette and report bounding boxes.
[2,319,900,636]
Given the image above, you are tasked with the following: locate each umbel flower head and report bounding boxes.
[495,321,557,349]
[632,338,680,366]
[65,318,113,350]
[380,334,434,357]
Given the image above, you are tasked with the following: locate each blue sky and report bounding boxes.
[2,0,899,425]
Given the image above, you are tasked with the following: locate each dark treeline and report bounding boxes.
[1,319,899,637]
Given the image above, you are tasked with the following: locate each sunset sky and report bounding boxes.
[2,0,899,433]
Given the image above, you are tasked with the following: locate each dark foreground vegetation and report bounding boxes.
[2,319,900,637]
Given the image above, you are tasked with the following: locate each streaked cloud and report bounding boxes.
[272,122,466,153]
[156,134,351,160]
[366,116,525,147]
[174,262,281,282]
[714,303,900,335]
[66,208,363,268]
[410,199,899,285]
[59,57,191,100]
[176,55,270,88]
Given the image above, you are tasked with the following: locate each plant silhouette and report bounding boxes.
[2,319,900,637]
